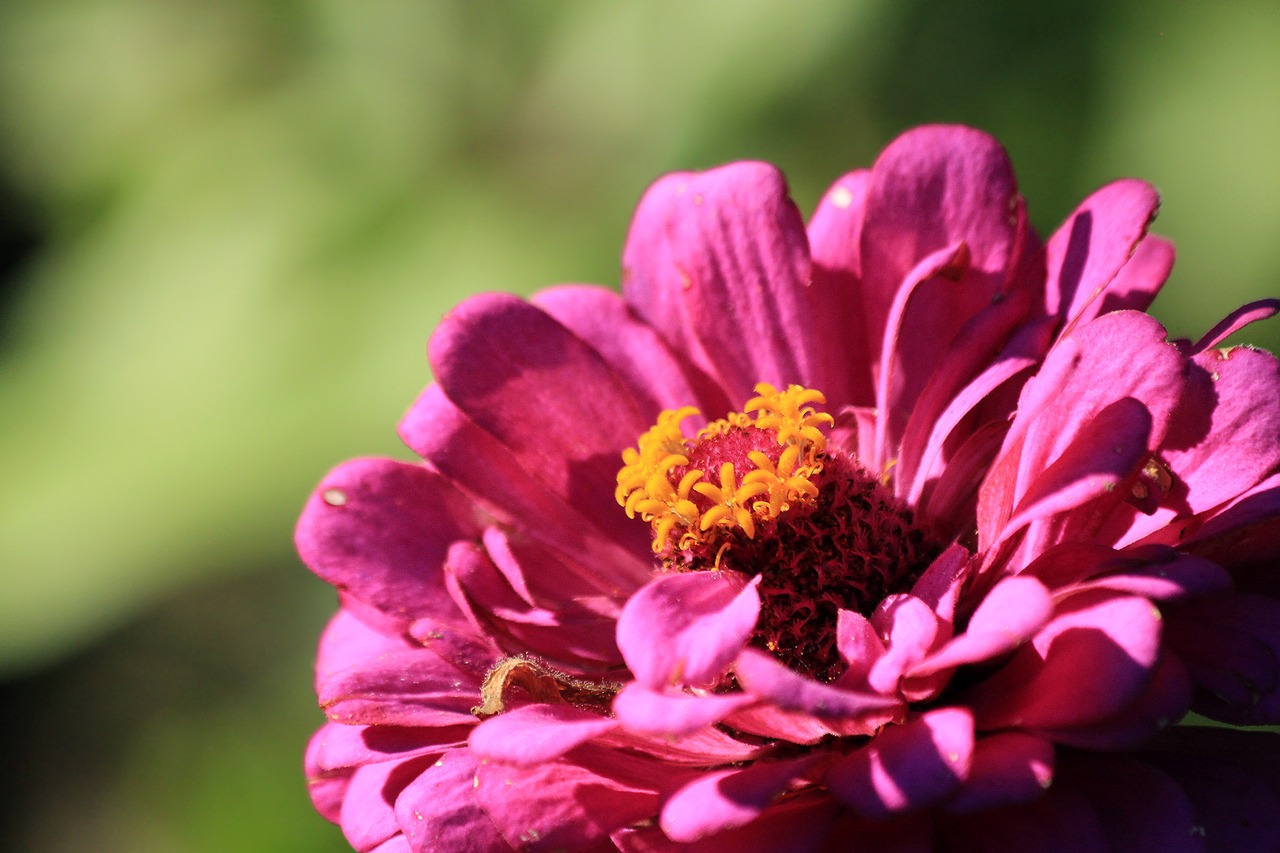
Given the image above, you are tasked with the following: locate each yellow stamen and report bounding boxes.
[615,383,833,553]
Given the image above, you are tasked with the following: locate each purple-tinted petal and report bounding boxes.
[1169,593,1280,724]
[1062,754,1204,853]
[910,576,1053,677]
[944,732,1054,813]
[469,704,617,767]
[428,292,650,515]
[612,683,755,736]
[966,591,1163,731]
[394,749,512,853]
[297,458,482,629]
[621,162,815,401]
[939,784,1109,852]
[616,795,840,853]
[807,169,874,409]
[826,707,975,817]
[835,608,886,683]
[659,756,819,842]
[734,648,902,721]
[1142,727,1280,853]
[617,572,760,689]
[1043,179,1161,328]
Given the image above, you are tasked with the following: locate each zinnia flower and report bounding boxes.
[299,125,1280,852]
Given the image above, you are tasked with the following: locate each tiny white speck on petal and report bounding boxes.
[830,186,854,209]
[322,488,348,507]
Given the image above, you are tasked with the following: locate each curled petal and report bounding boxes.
[617,572,760,689]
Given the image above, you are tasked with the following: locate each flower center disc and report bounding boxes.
[617,384,941,682]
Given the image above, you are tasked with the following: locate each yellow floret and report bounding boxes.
[615,383,833,553]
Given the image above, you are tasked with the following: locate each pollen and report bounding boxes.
[616,383,834,553]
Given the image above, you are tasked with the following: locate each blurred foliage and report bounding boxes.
[0,0,1277,851]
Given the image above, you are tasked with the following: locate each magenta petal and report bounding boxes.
[296,458,481,628]
[532,284,729,417]
[469,704,617,767]
[835,608,886,683]
[316,608,418,693]
[393,749,510,853]
[475,745,685,852]
[622,162,816,400]
[967,591,1163,731]
[613,683,755,736]
[1092,234,1175,317]
[1038,652,1191,750]
[318,648,484,728]
[617,795,840,853]
[944,733,1054,814]
[910,576,1053,677]
[807,169,874,409]
[734,648,902,719]
[1043,179,1160,327]
[400,385,653,588]
[1191,297,1280,352]
[617,572,760,689]
[861,126,1020,361]
[868,594,945,694]
[826,707,975,817]
[340,758,425,852]
[659,756,819,842]
[428,292,650,509]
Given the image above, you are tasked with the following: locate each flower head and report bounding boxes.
[300,125,1280,851]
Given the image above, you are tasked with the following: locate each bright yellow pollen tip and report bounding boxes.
[615,383,834,553]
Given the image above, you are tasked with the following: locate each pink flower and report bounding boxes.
[299,125,1280,852]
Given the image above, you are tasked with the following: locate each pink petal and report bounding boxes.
[621,162,816,401]
[659,756,819,842]
[427,292,651,520]
[944,733,1054,814]
[825,707,975,817]
[910,576,1054,677]
[1190,297,1280,352]
[868,594,946,695]
[316,608,419,693]
[393,749,510,853]
[318,648,484,728]
[469,704,618,767]
[616,795,840,853]
[835,608,886,684]
[1043,179,1161,328]
[965,591,1163,731]
[617,572,760,689]
[296,458,481,629]
[340,758,427,852]
[860,126,1022,378]
[612,682,755,736]
[734,648,902,720]
[474,745,686,852]
[807,169,875,409]
[400,384,654,588]
[1037,652,1190,750]
[532,284,729,418]
[1091,234,1175,317]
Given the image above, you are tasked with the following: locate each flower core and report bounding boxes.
[618,383,941,681]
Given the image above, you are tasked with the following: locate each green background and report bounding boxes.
[1,1,1277,850]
